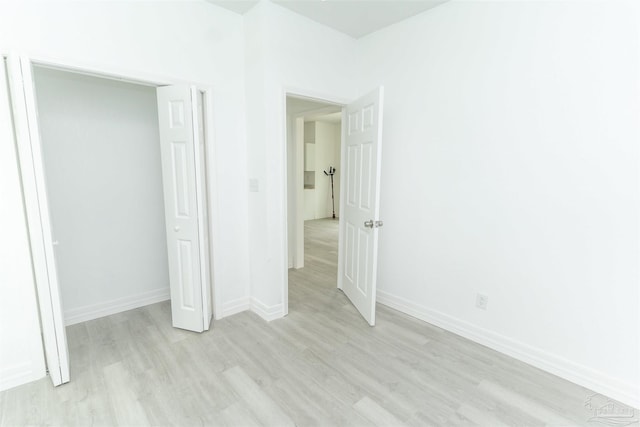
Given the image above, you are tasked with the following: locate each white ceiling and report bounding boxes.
[207,0,449,38]
[207,1,258,14]
[306,111,341,124]
[286,96,341,115]
[287,97,342,123]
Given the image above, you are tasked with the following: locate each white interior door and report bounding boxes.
[5,55,70,385]
[338,87,384,326]
[157,85,211,332]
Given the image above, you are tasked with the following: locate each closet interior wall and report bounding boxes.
[33,67,169,324]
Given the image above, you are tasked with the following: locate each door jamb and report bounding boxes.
[5,53,222,385]
[4,54,69,386]
[282,89,348,316]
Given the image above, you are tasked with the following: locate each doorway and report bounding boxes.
[5,54,217,387]
[285,94,343,313]
[284,87,385,325]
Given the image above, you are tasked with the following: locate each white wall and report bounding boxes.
[0,0,250,389]
[0,59,46,391]
[244,1,357,317]
[33,67,169,323]
[357,0,640,407]
[2,0,637,408]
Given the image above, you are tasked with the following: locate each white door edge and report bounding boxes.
[191,87,212,330]
[337,106,347,291]
[294,116,305,270]
[198,88,223,322]
[6,54,69,385]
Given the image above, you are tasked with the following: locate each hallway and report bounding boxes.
[288,218,341,316]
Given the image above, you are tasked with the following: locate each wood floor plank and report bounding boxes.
[477,380,575,426]
[216,402,263,427]
[457,403,511,427]
[222,366,295,427]
[353,396,406,427]
[103,362,150,426]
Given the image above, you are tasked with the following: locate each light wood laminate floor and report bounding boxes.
[1,218,635,426]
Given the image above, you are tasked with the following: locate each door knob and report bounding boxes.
[174,226,180,232]
[364,220,374,228]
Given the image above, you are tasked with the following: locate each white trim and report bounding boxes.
[336,107,347,291]
[0,362,46,392]
[202,87,224,322]
[281,89,290,317]
[250,298,284,322]
[191,86,214,331]
[64,288,170,326]
[377,290,640,409]
[5,54,69,386]
[191,86,208,330]
[219,297,284,321]
[12,51,212,88]
[220,297,252,318]
[293,116,304,270]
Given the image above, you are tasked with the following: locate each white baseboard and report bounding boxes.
[250,298,284,322]
[377,290,639,409]
[218,296,284,321]
[220,296,251,318]
[0,362,46,392]
[64,287,170,326]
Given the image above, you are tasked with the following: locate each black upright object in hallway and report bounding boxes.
[324,166,336,219]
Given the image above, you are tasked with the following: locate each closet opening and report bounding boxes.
[6,53,217,387]
[33,66,172,327]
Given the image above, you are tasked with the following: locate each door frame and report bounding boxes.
[4,52,222,386]
[4,54,69,386]
[282,88,349,315]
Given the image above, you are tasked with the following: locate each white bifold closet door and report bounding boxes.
[156,85,212,333]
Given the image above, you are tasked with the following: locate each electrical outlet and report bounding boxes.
[476,293,489,310]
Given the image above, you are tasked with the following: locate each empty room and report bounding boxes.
[0,0,638,426]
